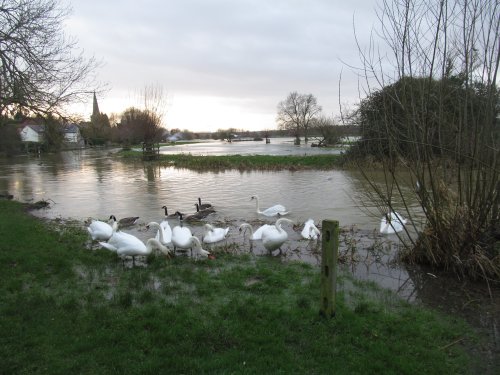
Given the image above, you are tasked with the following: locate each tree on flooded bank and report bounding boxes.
[348,0,500,281]
[277,92,322,144]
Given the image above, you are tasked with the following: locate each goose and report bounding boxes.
[301,219,321,240]
[251,195,288,217]
[146,221,172,246]
[161,205,179,219]
[190,236,214,260]
[184,204,215,221]
[198,197,213,210]
[202,223,229,244]
[99,227,171,266]
[87,215,118,241]
[117,216,140,228]
[261,218,294,254]
[171,212,194,251]
[238,223,274,241]
[379,211,407,234]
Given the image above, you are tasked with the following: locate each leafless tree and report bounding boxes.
[353,0,499,281]
[277,92,322,144]
[0,0,100,119]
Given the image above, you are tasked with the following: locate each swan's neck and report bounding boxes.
[253,197,262,214]
[146,238,169,256]
[149,222,164,243]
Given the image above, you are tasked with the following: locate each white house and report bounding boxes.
[19,124,44,143]
[63,123,82,144]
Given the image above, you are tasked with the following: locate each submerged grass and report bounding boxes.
[0,200,476,374]
[118,149,343,171]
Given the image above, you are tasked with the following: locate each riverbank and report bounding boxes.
[0,200,480,374]
[118,149,344,170]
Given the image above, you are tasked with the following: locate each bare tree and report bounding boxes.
[117,85,166,147]
[277,92,322,144]
[310,115,344,147]
[0,0,99,118]
[352,0,500,281]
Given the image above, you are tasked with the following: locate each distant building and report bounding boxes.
[19,122,45,143]
[63,123,83,144]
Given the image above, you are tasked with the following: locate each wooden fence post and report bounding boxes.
[320,220,339,318]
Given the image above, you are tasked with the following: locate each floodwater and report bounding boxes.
[0,139,497,370]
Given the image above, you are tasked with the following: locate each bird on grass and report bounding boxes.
[301,219,321,240]
[202,223,229,244]
[87,215,117,241]
[261,218,294,254]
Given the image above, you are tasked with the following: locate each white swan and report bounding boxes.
[99,228,170,266]
[301,219,321,240]
[202,223,229,244]
[153,217,172,245]
[379,211,407,234]
[238,223,273,241]
[251,195,288,217]
[171,213,194,251]
[190,236,213,259]
[87,216,118,241]
[261,218,294,254]
[145,221,172,246]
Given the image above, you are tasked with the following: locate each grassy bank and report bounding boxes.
[0,200,475,374]
[118,150,343,170]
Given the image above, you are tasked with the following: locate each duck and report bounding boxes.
[202,223,229,244]
[171,212,194,251]
[161,205,179,219]
[261,217,294,254]
[379,211,407,234]
[117,216,140,228]
[146,221,172,246]
[238,223,274,241]
[99,225,171,266]
[198,197,213,210]
[301,219,321,240]
[87,215,118,241]
[251,195,288,217]
[190,236,214,260]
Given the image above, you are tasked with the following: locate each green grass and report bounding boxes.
[0,200,474,374]
[118,150,343,170]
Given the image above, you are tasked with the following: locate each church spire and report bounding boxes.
[92,91,100,117]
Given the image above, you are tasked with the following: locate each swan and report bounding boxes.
[202,223,229,244]
[198,197,213,210]
[146,221,172,246]
[162,205,179,219]
[238,223,273,241]
[379,211,407,234]
[301,219,321,240]
[171,213,194,251]
[99,228,171,266]
[251,195,288,217]
[87,215,118,241]
[190,236,214,260]
[261,218,294,254]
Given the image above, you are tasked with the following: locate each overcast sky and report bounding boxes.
[64,0,381,132]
